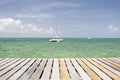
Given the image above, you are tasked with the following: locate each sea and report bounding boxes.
[0,38,120,58]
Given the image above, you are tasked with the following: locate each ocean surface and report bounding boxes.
[0,38,120,58]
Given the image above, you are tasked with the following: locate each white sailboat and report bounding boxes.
[49,17,63,43]
[49,36,63,42]
[49,31,63,42]
[88,37,91,39]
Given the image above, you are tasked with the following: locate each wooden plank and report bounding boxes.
[8,59,36,80]
[87,58,120,80]
[0,58,9,63]
[40,58,53,80]
[0,58,20,71]
[65,58,81,80]
[117,57,120,59]
[19,59,41,80]
[71,59,91,80]
[0,58,120,80]
[0,58,14,67]
[93,58,120,76]
[102,58,120,68]
[113,58,120,63]
[76,58,101,80]
[0,59,31,80]
[82,59,112,80]
[109,58,120,64]
[51,58,60,80]
[98,59,120,71]
[0,58,5,61]
[60,58,70,80]
[30,59,47,80]
[0,58,25,77]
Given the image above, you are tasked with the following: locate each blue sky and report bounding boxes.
[0,0,120,38]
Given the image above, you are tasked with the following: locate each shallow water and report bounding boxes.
[0,38,120,58]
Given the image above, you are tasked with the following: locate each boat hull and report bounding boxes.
[49,38,63,42]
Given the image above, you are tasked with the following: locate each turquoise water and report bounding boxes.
[0,38,120,58]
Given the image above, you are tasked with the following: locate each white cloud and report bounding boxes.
[0,18,56,37]
[108,25,120,32]
[0,18,34,32]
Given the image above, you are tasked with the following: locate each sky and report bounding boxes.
[0,0,120,38]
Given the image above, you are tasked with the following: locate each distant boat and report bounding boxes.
[88,37,91,39]
[49,38,63,42]
[49,34,63,42]
[49,16,63,43]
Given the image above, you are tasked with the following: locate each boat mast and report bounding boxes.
[55,16,58,38]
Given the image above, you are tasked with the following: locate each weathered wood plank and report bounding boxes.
[60,58,70,80]
[0,58,25,77]
[30,59,47,80]
[98,58,120,71]
[76,58,101,80]
[102,58,120,68]
[8,59,36,80]
[71,59,91,80]
[0,58,120,80]
[87,58,120,80]
[113,58,120,63]
[109,58,120,64]
[0,59,31,80]
[0,58,9,63]
[65,58,81,80]
[82,59,112,80]
[19,59,41,80]
[0,58,6,62]
[51,58,60,80]
[40,58,53,80]
[0,58,20,71]
[0,58,14,67]
[93,58,120,76]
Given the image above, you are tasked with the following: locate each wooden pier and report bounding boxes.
[0,58,120,80]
